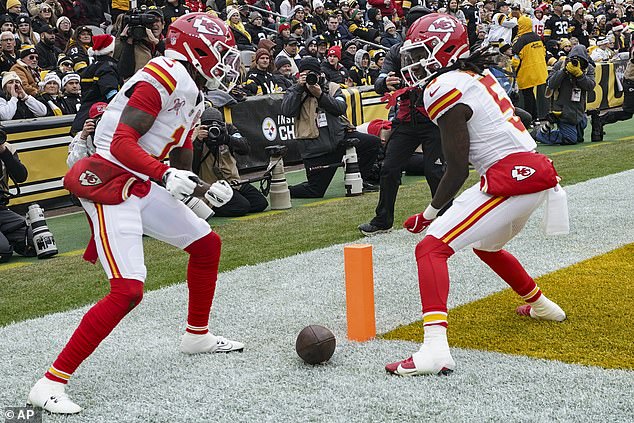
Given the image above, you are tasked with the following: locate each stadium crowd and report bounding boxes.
[0,0,630,135]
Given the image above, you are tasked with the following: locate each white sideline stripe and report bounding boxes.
[362,98,384,105]
[1,170,633,422]
[13,136,72,150]
[15,179,63,194]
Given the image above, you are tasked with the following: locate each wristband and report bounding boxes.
[422,204,440,220]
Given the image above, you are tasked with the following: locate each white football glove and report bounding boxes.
[205,180,234,208]
[163,168,200,201]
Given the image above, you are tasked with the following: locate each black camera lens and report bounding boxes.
[208,125,222,138]
[306,72,319,85]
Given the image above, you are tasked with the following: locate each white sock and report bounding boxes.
[422,325,449,349]
[530,295,566,321]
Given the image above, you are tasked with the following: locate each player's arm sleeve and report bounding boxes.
[110,82,169,180]
[423,82,465,125]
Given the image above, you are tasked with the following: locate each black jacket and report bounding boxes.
[161,1,191,34]
[0,143,28,208]
[244,68,278,95]
[35,41,62,71]
[60,93,81,115]
[280,82,347,159]
[71,55,120,134]
[321,61,349,84]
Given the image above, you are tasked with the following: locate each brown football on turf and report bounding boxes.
[295,325,336,365]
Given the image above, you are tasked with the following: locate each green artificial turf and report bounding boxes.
[2,136,633,326]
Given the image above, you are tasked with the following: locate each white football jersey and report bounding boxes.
[423,69,536,176]
[94,57,204,180]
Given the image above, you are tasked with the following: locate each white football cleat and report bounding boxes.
[27,377,81,414]
[516,296,566,322]
[180,332,244,354]
[385,344,455,376]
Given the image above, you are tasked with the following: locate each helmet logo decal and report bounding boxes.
[193,16,224,36]
[428,17,457,33]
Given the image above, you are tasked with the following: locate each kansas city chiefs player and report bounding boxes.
[386,14,568,376]
[28,13,244,413]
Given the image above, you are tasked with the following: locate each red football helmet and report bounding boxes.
[165,13,240,91]
[400,13,470,87]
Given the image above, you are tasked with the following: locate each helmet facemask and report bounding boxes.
[184,38,241,92]
[400,36,446,87]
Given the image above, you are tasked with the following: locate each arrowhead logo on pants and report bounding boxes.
[79,170,103,186]
[511,166,536,181]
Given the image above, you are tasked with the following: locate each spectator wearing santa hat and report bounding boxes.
[70,34,119,135]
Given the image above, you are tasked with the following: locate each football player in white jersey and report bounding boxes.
[385,14,568,376]
[27,14,245,413]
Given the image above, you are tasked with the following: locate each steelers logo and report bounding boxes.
[262,117,277,142]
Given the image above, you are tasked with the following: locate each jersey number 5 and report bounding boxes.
[478,74,526,133]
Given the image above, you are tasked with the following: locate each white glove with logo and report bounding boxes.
[163,168,200,201]
[205,180,234,208]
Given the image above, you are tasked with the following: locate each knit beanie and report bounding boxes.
[275,56,291,69]
[6,0,21,10]
[255,48,270,62]
[298,56,321,73]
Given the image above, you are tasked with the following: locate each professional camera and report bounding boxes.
[200,107,228,148]
[205,122,228,147]
[25,203,58,259]
[123,10,157,41]
[305,71,324,86]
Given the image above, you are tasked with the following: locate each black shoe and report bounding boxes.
[358,222,392,236]
[362,182,380,193]
[589,110,604,142]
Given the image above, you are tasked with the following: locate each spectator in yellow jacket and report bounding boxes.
[512,15,548,121]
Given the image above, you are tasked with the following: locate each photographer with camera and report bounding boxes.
[115,7,165,81]
[534,44,595,145]
[67,102,106,168]
[193,106,268,217]
[0,128,36,262]
[281,56,379,198]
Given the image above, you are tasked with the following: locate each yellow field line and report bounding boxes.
[302,198,346,207]
[232,210,286,221]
